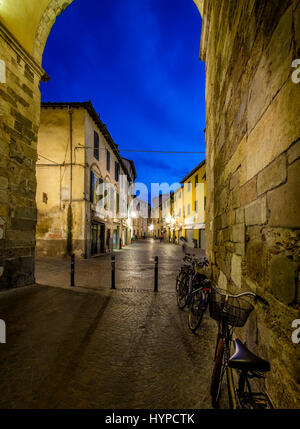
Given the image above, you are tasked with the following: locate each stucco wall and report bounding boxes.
[36,107,86,257]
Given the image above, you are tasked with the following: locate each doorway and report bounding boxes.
[91,222,105,256]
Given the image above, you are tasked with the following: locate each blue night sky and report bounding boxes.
[41,0,206,202]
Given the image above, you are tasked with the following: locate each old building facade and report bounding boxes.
[36,101,136,257]
[180,160,206,249]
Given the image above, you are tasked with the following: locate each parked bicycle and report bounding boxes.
[209,286,274,409]
[176,254,211,333]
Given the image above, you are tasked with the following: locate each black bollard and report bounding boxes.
[71,254,75,287]
[111,255,116,290]
[154,256,159,292]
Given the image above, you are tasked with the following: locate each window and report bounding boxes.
[94,131,99,160]
[115,162,119,181]
[195,200,198,212]
[179,208,181,218]
[179,192,182,199]
[106,149,110,171]
[188,182,191,192]
[204,196,207,210]
[195,175,199,185]
[43,193,48,204]
[188,204,191,215]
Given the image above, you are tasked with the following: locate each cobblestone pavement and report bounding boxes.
[0,241,218,409]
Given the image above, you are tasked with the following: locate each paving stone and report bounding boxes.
[0,241,217,409]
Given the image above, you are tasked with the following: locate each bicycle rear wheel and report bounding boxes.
[188,289,207,333]
[210,337,225,408]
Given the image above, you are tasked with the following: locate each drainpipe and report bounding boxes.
[68,106,73,205]
[67,106,73,256]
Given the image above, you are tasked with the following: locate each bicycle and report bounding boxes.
[209,286,274,409]
[176,253,194,309]
[176,254,211,333]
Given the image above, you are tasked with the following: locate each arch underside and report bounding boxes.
[33,0,73,64]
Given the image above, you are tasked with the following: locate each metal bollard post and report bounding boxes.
[154,256,159,292]
[111,255,116,290]
[71,254,75,287]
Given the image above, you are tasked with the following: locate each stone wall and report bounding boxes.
[0,25,45,289]
[202,0,300,407]
[0,1,74,288]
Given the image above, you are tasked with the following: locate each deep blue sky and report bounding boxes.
[41,0,206,201]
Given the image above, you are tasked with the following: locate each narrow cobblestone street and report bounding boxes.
[0,241,217,409]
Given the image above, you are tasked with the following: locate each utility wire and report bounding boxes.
[78,145,205,154]
[119,150,205,154]
[38,154,59,165]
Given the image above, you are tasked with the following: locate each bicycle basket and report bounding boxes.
[209,288,254,327]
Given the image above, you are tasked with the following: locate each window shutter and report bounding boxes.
[94,131,99,160]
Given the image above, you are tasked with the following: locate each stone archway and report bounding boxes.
[0,0,204,287]
[0,0,299,408]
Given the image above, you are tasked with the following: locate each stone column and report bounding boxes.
[0,24,45,289]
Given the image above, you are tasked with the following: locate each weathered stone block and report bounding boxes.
[240,176,257,206]
[230,167,241,190]
[0,204,8,217]
[218,270,227,289]
[270,255,296,304]
[245,197,267,226]
[247,5,293,133]
[257,154,287,195]
[235,242,245,256]
[246,240,268,286]
[235,207,244,224]
[232,223,245,243]
[268,160,300,228]
[11,218,36,231]
[287,141,300,165]
[231,254,242,288]
[0,176,8,190]
[243,79,300,183]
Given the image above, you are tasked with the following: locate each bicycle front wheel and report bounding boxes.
[210,337,225,408]
[176,271,189,309]
[188,289,206,333]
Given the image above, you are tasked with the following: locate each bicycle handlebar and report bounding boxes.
[255,294,269,306]
[211,286,269,306]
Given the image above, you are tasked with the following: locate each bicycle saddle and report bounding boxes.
[229,339,270,372]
